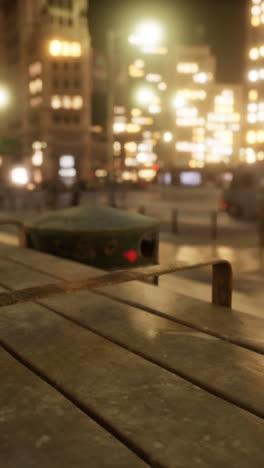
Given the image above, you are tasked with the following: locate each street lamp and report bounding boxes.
[106,20,163,206]
[136,87,155,106]
[128,21,163,47]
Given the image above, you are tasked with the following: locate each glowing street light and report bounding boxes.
[163,132,173,143]
[136,88,155,105]
[129,21,163,47]
[0,87,10,109]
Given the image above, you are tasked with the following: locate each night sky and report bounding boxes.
[89,0,248,83]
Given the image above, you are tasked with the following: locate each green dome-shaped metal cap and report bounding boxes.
[26,205,159,233]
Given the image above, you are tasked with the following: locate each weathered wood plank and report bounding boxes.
[0,243,100,280]
[39,290,264,418]
[0,258,58,290]
[96,281,264,354]
[0,347,147,468]
[0,244,263,354]
[0,303,264,468]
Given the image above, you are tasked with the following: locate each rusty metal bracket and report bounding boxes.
[0,220,27,247]
[0,259,232,309]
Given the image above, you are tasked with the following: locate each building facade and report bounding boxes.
[0,0,91,185]
[243,0,264,164]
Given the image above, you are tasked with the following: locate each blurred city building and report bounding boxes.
[107,39,242,184]
[0,0,91,186]
[243,0,264,165]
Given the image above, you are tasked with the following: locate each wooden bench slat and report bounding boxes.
[38,290,264,419]
[0,347,147,468]
[0,303,264,468]
[0,258,58,290]
[0,244,263,355]
[97,281,264,354]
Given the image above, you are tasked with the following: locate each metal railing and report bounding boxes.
[0,260,232,309]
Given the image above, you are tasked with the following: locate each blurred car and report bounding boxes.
[221,163,264,219]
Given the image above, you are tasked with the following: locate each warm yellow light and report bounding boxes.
[177,63,199,74]
[49,40,61,56]
[252,15,261,26]
[51,95,61,109]
[126,123,141,133]
[29,78,43,95]
[71,42,82,57]
[129,21,163,47]
[193,72,208,84]
[189,160,197,168]
[134,59,145,68]
[136,88,154,105]
[32,151,43,167]
[124,141,137,153]
[249,89,258,101]
[129,65,145,78]
[49,40,81,57]
[249,47,259,60]
[173,96,186,108]
[252,5,261,15]
[146,73,162,83]
[258,130,264,143]
[72,96,83,109]
[132,116,153,125]
[0,87,9,108]
[10,167,29,186]
[131,108,142,117]
[248,70,259,82]
[158,82,167,91]
[148,104,161,114]
[113,122,126,134]
[163,132,173,143]
[246,130,257,144]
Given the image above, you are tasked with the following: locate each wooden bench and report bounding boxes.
[0,243,264,467]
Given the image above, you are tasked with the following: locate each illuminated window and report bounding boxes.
[158,82,167,91]
[193,72,208,84]
[246,130,257,144]
[131,108,142,117]
[71,42,82,57]
[49,40,82,57]
[51,95,83,110]
[72,96,83,109]
[251,16,261,26]
[249,89,258,101]
[113,122,126,134]
[32,151,43,167]
[134,59,144,68]
[251,5,261,15]
[113,141,121,155]
[126,123,141,133]
[124,142,137,153]
[30,96,43,107]
[248,70,259,82]
[49,40,61,56]
[248,103,258,112]
[257,130,264,143]
[29,62,42,77]
[51,95,61,109]
[60,155,75,168]
[146,73,162,83]
[29,78,43,94]
[129,65,145,78]
[177,63,199,74]
[249,48,259,60]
